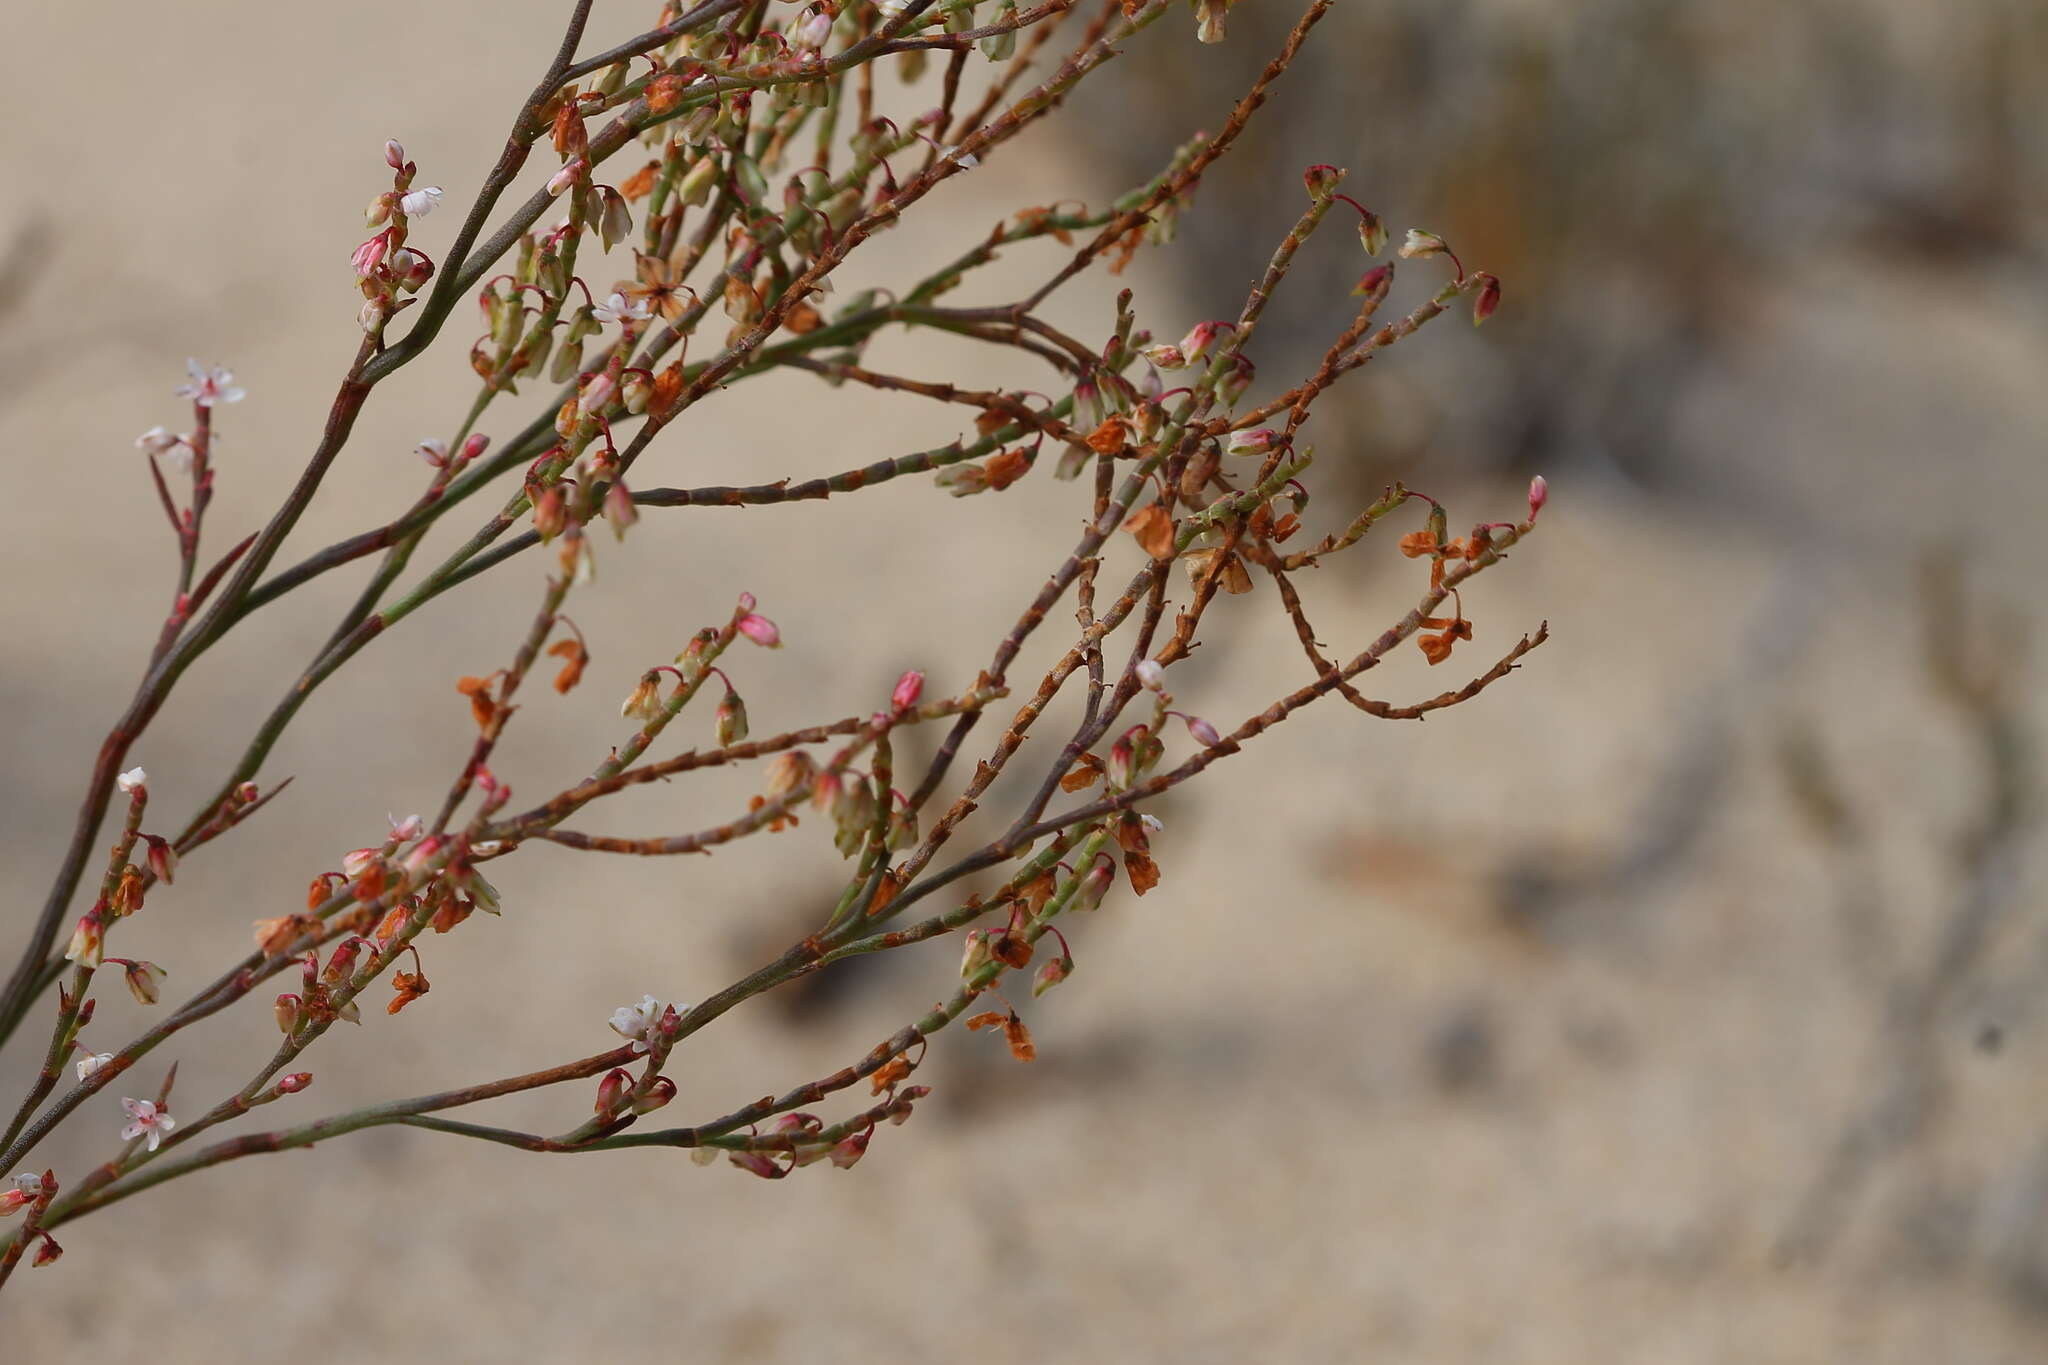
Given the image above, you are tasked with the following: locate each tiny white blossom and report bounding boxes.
[592,291,651,326]
[1134,659,1165,691]
[175,359,245,407]
[399,186,444,218]
[116,767,148,794]
[10,1173,43,1196]
[76,1051,114,1081]
[940,145,980,170]
[608,994,671,1054]
[1140,813,1164,833]
[387,812,424,841]
[119,1097,176,1151]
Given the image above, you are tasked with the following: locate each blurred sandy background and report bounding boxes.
[3,0,2046,1359]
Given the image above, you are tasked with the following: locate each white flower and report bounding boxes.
[399,186,443,218]
[11,1173,43,1196]
[592,291,650,326]
[174,359,246,407]
[116,767,148,794]
[387,812,424,842]
[134,426,180,456]
[76,1051,114,1081]
[1140,814,1164,833]
[1134,659,1164,691]
[415,438,449,467]
[119,1097,176,1151]
[1398,228,1447,260]
[940,145,980,170]
[608,995,671,1054]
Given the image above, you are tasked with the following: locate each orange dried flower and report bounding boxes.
[1086,416,1131,456]
[870,1055,912,1095]
[983,447,1031,491]
[455,675,498,730]
[1060,753,1105,792]
[1124,849,1161,895]
[1125,504,1176,560]
[617,161,659,201]
[1003,1013,1037,1062]
[388,969,430,1015]
[546,638,588,694]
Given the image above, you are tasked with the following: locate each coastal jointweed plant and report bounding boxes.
[0,0,1549,1284]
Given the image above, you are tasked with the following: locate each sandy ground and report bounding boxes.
[2,2,2045,1360]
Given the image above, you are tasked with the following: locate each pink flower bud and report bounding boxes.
[351,230,391,279]
[342,848,380,878]
[632,1077,677,1114]
[143,835,177,884]
[1470,272,1501,326]
[277,1072,313,1094]
[715,689,748,745]
[545,159,586,197]
[416,438,450,468]
[1357,210,1388,257]
[457,433,490,465]
[891,670,924,711]
[736,612,781,648]
[1302,164,1343,197]
[64,913,103,968]
[595,1068,632,1116]
[829,1129,871,1169]
[235,781,260,805]
[960,928,992,979]
[1527,474,1548,522]
[402,834,445,877]
[383,139,407,170]
[1225,428,1277,457]
[604,480,638,538]
[1182,714,1222,747]
[1142,343,1187,370]
[577,371,615,416]
[1178,321,1225,364]
[728,1150,784,1179]
[1352,264,1392,297]
[1032,955,1072,997]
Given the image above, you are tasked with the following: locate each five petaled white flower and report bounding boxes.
[77,1051,114,1081]
[119,1097,176,1151]
[592,291,651,326]
[608,995,671,1054]
[116,767,148,794]
[398,186,443,218]
[175,359,246,407]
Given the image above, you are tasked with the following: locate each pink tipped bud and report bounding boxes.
[1135,659,1165,691]
[120,960,167,1006]
[728,1150,784,1179]
[632,1077,677,1114]
[960,928,992,979]
[545,159,586,197]
[143,835,178,884]
[235,781,260,805]
[891,670,924,711]
[1225,428,1277,458]
[577,371,615,416]
[1142,343,1187,371]
[1527,474,1548,522]
[383,139,407,170]
[402,835,445,877]
[715,689,749,745]
[64,913,103,968]
[595,1068,632,1116]
[604,480,638,538]
[736,612,781,648]
[351,229,392,279]
[1075,854,1116,912]
[1183,714,1222,747]
[277,1072,313,1094]
[32,1234,62,1267]
[1470,272,1501,326]
[342,848,380,879]
[532,483,568,542]
[1352,264,1392,297]
[829,1129,871,1169]
[275,993,302,1035]
[1357,211,1389,257]
[0,1190,30,1216]
[1032,954,1072,997]
[457,433,489,465]
[1302,164,1343,197]
[1179,321,1225,364]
